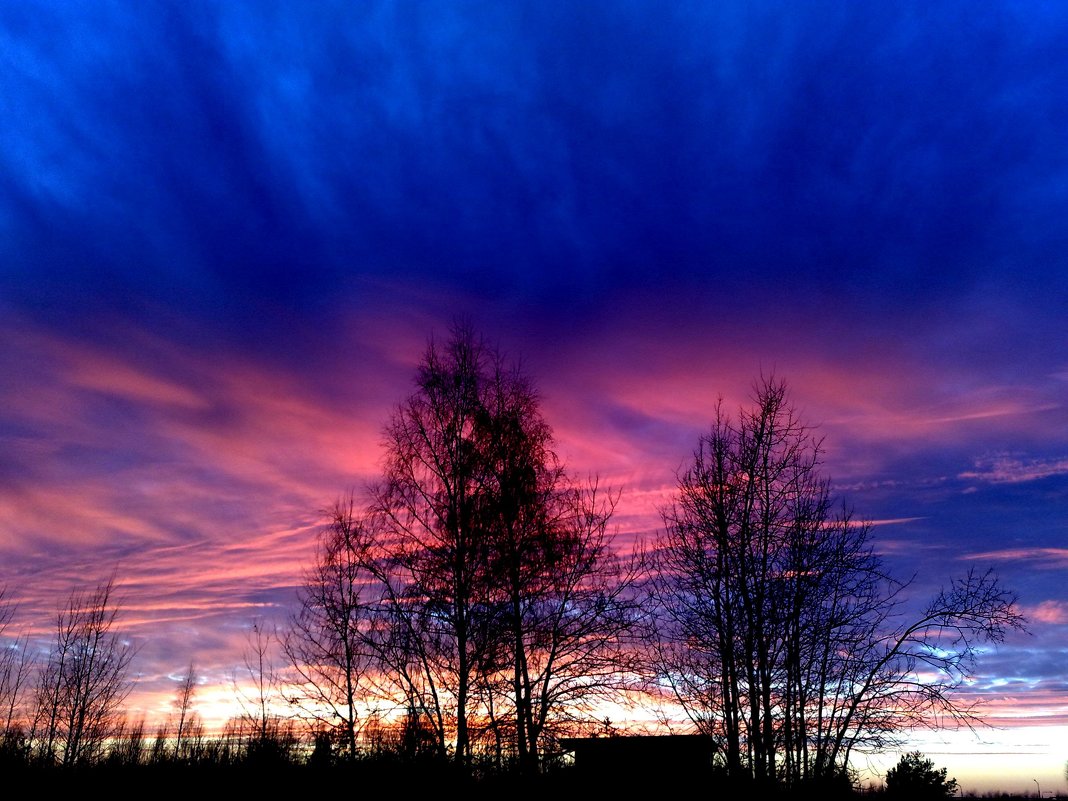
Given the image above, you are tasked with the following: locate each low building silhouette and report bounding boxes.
[558,733,716,778]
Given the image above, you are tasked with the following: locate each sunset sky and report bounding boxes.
[1,1,1066,791]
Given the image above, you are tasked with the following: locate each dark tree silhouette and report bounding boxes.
[651,377,1024,788]
[0,588,32,738]
[885,751,959,797]
[466,352,644,774]
[233,618,296,763]
[481,474,644,775]
[370,324,498,768]
[283,499,377,761]
[31,577,135,766]
[0,587,32,765]
[171,660,201,760]
[369,322,640,772]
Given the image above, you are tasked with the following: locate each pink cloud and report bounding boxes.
[969,687,1068,727]
[959,454,1068,484]
[66,356,210,410]
[1025,601,1068,625]
[533,322,1066,490]
[961,548,1068,569]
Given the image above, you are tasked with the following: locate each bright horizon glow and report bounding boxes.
[118,678,1068,795]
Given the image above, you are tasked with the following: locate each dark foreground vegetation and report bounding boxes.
[0,734,1032,801]
[0,727,923,800]
[0,724,822,798]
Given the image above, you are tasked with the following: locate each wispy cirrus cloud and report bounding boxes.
[959,454,1068,484]
[961,548,1068,570]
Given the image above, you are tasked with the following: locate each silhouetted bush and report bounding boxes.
[885,751,958,798]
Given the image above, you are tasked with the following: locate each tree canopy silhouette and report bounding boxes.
[284,500,378,762]
[366,322,641,772]
[650,377,1024,788]
[885,751,959,798]
[32,577,135,767]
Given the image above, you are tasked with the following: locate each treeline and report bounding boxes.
[0,576,548,778]
[0,324,1026,791]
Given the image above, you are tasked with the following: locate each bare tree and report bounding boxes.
[283,499,377,762]
[235,620,279,739]
[368,323,641,772]
[0,588,33,737]
[232,619,301,764]
[171,660,200,760]
[651,377,1024,788]
[0,588,33,765]
[31,577,135,766]
[371,324,505,768]
[482,477,645,774]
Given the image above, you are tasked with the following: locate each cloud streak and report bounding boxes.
[960,455,1068,485]
[962,549,1068,570]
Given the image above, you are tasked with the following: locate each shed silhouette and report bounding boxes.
[558,734,716,776]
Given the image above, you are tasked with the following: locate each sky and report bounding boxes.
[1,0,1066,791]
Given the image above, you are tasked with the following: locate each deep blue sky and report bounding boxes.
[1,2,1066,790]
